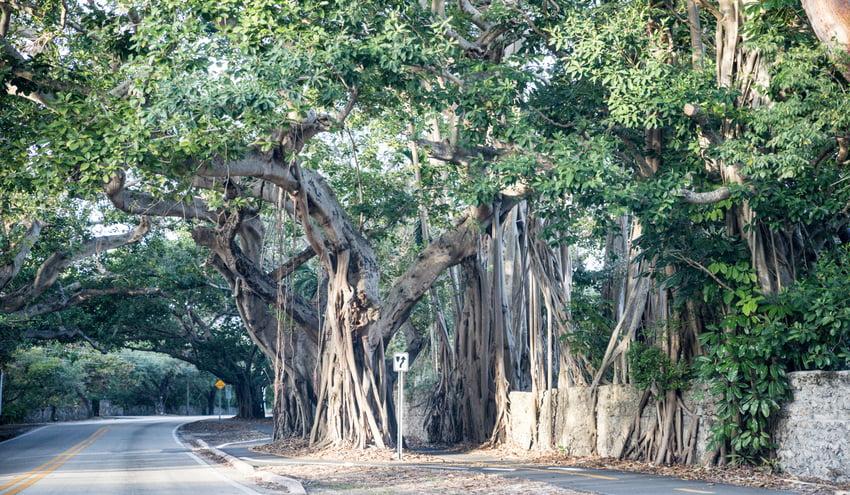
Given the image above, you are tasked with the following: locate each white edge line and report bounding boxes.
[0,425,49,446]
[171,421,262,495]
[216,437,272,449]
[481,467,516,472]
[547,466,587,472]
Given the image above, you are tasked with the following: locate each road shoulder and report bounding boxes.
[182,418,582,494]
[177,419,305,495]
[0,424,45,445]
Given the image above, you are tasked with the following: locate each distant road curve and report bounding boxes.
[0,416,264,495]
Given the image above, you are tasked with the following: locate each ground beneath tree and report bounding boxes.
[184,419,847,495]
[181,419,579,493]
[429,444,848,495]
[254,437,441,463]
[179,417,272,446]
[272,463,577,494]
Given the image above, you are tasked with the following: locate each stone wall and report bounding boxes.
[595,385,642,458]
[23,402,210,422]
[507,371,850,483]
[775,370,850,483]
[24,405,91,423]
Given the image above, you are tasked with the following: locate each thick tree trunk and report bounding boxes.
[801,0,850,79]
[108,118,517,449]
[234,377,265,419]
[206,387,217,415]
[309,269,390,447]
[715,0,797,294]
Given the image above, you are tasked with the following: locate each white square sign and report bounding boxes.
[393,352,409,372]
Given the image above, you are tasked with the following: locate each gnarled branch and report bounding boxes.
[675,187,731,204]
[0,218,150,313]
[106,172,220,223]
[8,286,160,320]
[0,220,43,291]
[269,246,316,281]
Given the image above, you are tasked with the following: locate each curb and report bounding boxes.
[193,437,307,495]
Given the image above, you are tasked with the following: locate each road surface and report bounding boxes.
[0,417,266,495]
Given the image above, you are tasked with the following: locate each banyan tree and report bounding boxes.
[2,0,849,463]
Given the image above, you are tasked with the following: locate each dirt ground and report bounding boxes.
[184,419,849,495]
[254,437,442,463]
[179,417,272,445]
[254,438,848,494]
[264,463,580,495]
[181,419,580,494]
[525,450,846,495]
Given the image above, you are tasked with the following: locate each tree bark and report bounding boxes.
[0,218,150,313]
[234,376,265,419]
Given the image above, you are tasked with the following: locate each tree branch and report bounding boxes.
[675,186,731,204]
[370,197,520,352]
[106,172,220,223]
[9,287,160,320]
[191,225,321,342]
[415,139,504,164]
[0,220,43,291]
[24,326,108,353]
[269,246,316,281]
[0,218,150,313]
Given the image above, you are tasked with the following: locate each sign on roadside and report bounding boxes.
[214,379,225,421]
[393,352,409,460]
[393,352,409,372]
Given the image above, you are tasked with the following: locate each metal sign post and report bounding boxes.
[392,352,409,461]
[214,379,225,421]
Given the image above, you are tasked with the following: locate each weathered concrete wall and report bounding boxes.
[509,388,597,455]
[596,385,642,457]
[681,386,715,465]
[23,402,211,422]
[537,390,557,451]
[775,371,850,483]
[508,372,850,483]
[507,391,536,450]
[24,405,91,423]
[555,387,596,456]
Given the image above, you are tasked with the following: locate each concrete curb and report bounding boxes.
[193,437,307,495]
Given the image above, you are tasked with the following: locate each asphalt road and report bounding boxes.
[0,417,265,495]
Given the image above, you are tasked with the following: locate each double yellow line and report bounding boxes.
[0,426,108,495]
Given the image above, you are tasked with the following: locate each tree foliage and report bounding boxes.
[1,0,849,463]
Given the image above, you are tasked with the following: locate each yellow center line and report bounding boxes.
[674,488,715,494]
[0,427,108,495]
[0,436,95,492]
